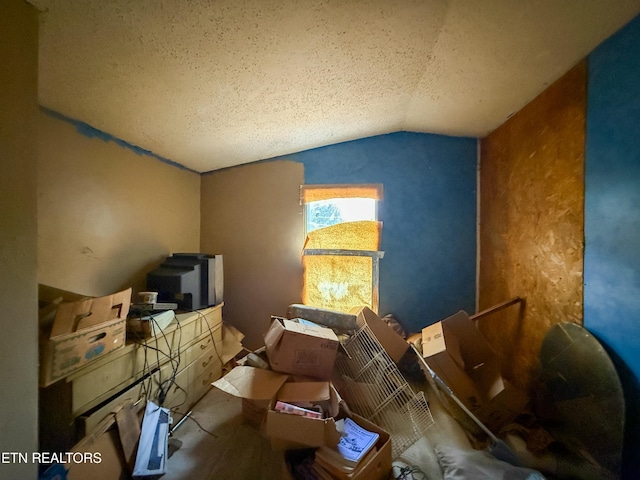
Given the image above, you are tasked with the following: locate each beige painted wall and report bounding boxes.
[201,160,304,349]
[0,1,39,478]
[38,111,201,297]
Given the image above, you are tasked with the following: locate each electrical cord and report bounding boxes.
[131,309,185,409]
[129,306,224,433]
[152,313,182,407]
[197,309,224,367]
[169,410,219,438]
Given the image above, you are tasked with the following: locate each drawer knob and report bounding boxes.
[202,371,213,385]
[202,356,213,368]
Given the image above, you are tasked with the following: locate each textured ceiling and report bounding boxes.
[32,0,640,173]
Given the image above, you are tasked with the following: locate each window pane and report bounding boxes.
[302,255,374,312]
[304,221,381,251]
[306,197,376,233]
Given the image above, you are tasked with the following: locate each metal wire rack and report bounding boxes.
[333,325,435,458]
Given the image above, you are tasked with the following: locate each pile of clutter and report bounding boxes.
[213,304,415,480]
[213,301,540,480]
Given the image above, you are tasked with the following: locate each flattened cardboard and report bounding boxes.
[40,288,132,387]
[115,402,140,473]
[219,322,246,365]
[264,318,339,379]
[421,310,529,431]
[212,365,289,400]
[66,413,127,480]
[351,306,409,364]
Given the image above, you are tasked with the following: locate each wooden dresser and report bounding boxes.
[40,303,227,453]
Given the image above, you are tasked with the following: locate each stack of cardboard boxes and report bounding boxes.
[213,304,532,479]
[213,313,393,480]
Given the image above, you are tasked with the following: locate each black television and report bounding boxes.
[146,253,223,310]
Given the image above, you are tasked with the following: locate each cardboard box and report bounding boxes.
[264,318,339,380]
[315,414,392,480]
[282,413,391,480]
[421,310,529,431]
[266,382,342,449]
[40,288,132,387]
[351,306,409,364]
[126,309,175,339]
[38,284,90,328]
[212,365,289,428]
[212,365,345,448]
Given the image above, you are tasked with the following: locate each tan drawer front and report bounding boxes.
[72,353,137,415]
[191,355,222,404]
[175,306,223,345]
[191,346,221,379]
[68,305,223,414]
[184,329,222,367]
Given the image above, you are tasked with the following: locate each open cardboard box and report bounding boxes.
[267,381,342,449]
[39,287,132,387]
[281,413,392,480]
[212,365,289,428]
[319,413,392,480]
[421,310,529,431]
[212,365,344,449]
[284,305,409,365]
[264,317,339,380]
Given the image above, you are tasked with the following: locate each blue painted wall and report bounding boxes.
[287,131,477,333]
[586,13,640,478]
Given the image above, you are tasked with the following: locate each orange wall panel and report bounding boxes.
[478,61,586,391]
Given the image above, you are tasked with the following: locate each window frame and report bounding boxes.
[300,183,384,313]
[300,183,383,236]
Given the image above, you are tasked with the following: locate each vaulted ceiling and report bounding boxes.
[31,0,640,173]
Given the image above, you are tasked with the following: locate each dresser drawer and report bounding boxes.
[159,364,190,416]
[184,328,223,367]
[175,305,223,346]
[40,304,228,455]
[71,341,172,416]
[191,346,222,380]
[71,351,138,416]
[190,352,223,404]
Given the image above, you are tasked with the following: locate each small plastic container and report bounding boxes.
[138,291,158,304]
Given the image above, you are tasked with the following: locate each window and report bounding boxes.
[305,197,377,234]
[300,184,383,313]
[302,184,382,231]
